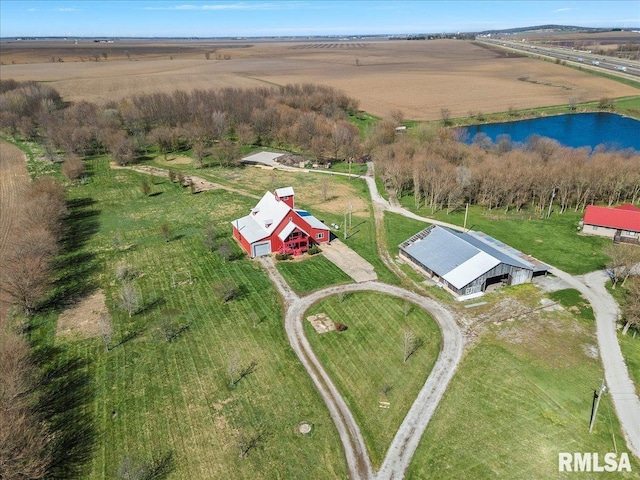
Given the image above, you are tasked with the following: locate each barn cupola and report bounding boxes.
[274,187,295,209]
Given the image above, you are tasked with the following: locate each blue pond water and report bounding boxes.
[464,113,640,152]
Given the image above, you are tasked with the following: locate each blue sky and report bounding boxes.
[1,1,638,38]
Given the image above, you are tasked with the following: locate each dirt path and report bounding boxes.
[111,163,261,199]
[0,140,29,320]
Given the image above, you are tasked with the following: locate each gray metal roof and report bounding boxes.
[402,226,480,278]
[401,225,545,289]
[452,230,533,270]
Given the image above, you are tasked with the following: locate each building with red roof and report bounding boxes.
[231,187,331,258]
[582,204,640,244]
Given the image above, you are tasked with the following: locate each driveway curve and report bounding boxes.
[260,257,463,480]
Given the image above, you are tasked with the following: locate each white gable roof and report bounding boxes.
[443,251,501,289]
[232,191,291,244]
[275,186,295,198]
[278,220,309,241]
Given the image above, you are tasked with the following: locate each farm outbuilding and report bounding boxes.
[232,187,331,258]
[581,204,640,245]
[399,225,548,300]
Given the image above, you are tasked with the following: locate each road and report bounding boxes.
[476,38,640,78]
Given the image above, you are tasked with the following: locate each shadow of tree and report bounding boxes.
[43,197,101,312]
[33,345,98,479]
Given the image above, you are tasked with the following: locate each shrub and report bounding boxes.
[275,253,292,261]
[307,245,322,255]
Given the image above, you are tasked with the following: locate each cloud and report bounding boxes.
[554,8,572,13]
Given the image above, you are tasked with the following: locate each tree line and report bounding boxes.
[0,80,362,167]
[373,125,640,215]
[1,175,67,479]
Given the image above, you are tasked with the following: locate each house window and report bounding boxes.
[316,232,324,240]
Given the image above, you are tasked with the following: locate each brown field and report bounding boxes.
[0,140,29,320]
[0,38,638,120]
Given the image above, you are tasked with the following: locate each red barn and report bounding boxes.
[231,187,331,258]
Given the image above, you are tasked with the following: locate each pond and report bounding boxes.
[463,112,640,152]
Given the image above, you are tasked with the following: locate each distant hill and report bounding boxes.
[477,25,614,35]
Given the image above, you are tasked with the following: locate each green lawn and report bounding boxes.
[37,156,348,480]
[398,201,610,275]
[304,292,442,468]
[619,333,640,397]
[407,296,639,479]
[384,211,429,257]
[549,289,595,322]
[276,254,353,295]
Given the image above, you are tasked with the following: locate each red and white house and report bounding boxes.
[582,203,640,243]
[231,187,331,258]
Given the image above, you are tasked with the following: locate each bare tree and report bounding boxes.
[118,450,175,480]
[140,178,151,196]
[62,155,85,182]
[0,324,51,479]
[440,108,452,126]
[237,425,270,459]
[227,353,258,388]
[321,177,330,202]
[118,280,140,318]
[390,109,404,126]
[160,223,172,242]
[192,140,207,168]
[2,227,57,316]
[606,244,640,289]
[402,328,424,364]
[98,313,113,351]
[621,280,640,335]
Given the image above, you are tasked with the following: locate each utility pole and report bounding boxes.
[344,212,347,240]
[589,378,608,433]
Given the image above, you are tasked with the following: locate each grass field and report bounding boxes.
[406,287,639,479]
[303,292,442,468]
[32,156,349,480]
[619,333,640,397]
[276,254,353,295]
[397,200,610,275]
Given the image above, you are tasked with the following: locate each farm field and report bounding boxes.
[2,38,638,120]
[0,140,30,320]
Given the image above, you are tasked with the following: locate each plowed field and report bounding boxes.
[1,39,637,120]
[0,140,28,320]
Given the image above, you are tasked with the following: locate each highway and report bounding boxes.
[476,37,640,78]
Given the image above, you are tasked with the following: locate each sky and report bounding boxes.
[1,1,638,38]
